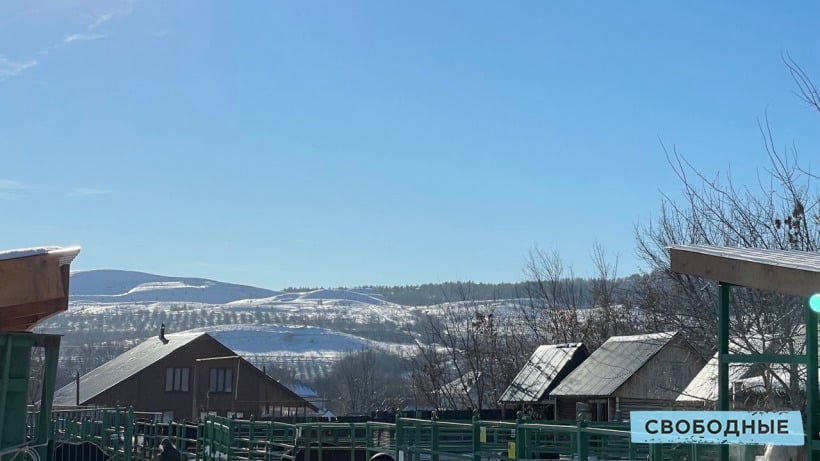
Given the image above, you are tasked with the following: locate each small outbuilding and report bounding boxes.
[498,343,588,419]
[550,331,705,421]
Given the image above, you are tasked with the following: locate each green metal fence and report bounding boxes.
[24,407,755,461]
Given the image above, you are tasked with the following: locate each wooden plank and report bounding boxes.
[4,316,43,332]
[0,299,66,321]
[670,246,820,297]
[0,253,65,308]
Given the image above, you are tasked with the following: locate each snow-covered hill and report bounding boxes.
[69,269,281,304]
[41,269,424,384]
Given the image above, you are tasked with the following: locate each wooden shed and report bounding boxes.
[549,331,705,421]
[498,343,588,419]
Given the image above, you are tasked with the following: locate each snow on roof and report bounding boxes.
[0,246,80,265]
[551,332,680,397]
[677,353,755,402]
[53,332,205,406]
[499,343,588,403]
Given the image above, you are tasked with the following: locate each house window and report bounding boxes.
[165,368,189,392]
[209,368,233,393]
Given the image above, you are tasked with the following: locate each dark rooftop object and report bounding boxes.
[550,332,678,397]
[669,244,820,297]
[499,343,588,403]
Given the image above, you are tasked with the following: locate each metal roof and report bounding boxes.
[550,332,678,397]
[669,245,820,297]
[677,353,756,403]
[499,343,588,403]
[52,331,318,411]
[53,332,206,406]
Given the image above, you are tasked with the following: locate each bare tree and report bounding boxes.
[318,348,407,415]
[409,284,525,411]
[520,248,589,345]
[634,58,820,409]
[519,244,637,351]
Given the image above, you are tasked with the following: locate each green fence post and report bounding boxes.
[649,443,662,461]
[431,411,440,461]
[472,412,481,461]
[395,414,404,461]
[576,421,588,461]
[124,407,133,461]
[227,417,235,461]
[515,412,526,460]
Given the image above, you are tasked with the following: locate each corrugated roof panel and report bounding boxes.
[550,332,677,397]
[499,343,587,403]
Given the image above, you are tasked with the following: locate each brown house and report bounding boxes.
[52,331,317,421]
[549,331,705,421]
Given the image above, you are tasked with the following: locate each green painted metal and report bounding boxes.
[575,420,588,460]
[0,332,37,460]
[722,353,809,364]
[25,408,740,461]
[34,335,60,461]
[470,414,480,461]
[718,282,731,461]
[0,334,14,454]
[808,302,819,461]
[715,282,820,460]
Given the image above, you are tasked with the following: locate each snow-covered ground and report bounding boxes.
[46,270,425,382]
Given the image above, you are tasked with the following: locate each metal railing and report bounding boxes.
[25,407,745,461]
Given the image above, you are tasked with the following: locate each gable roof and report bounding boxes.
[53,332,206,406]
[677,352,757,403]
[678,333,814,403]
[499,343,588,403]
[550,332,680,397]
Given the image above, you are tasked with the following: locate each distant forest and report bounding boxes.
[285,277,644,306]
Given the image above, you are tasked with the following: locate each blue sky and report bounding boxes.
[2,1,818,290]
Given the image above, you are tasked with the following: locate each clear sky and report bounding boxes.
[2,1,818,290]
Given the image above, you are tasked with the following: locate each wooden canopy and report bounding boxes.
[0,246,81,332]
[669,244,820,298]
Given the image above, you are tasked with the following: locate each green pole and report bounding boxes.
[395,414,403,460]
[718,282,731,461]
[515,412,526,460]
[125,407,133,461]
[0,334,14,449]
[576,421,588,461]
[471,413,481,461]
[806,302,818,461]
[35,336,60,461]
[431,411,439,461]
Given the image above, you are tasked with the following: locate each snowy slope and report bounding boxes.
[70,269,280,304]
[43,270,434,383]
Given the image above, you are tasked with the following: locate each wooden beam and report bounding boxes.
[670,246,820,297]
[0,254,65,309]
[0,298,67,321]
